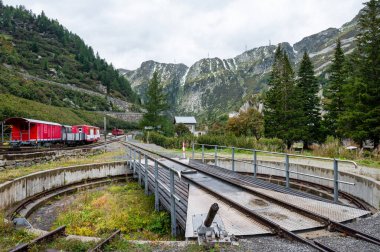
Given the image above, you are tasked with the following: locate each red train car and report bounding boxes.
[72,125,100,142]
[5,117,62,146]
[112,128,124,136]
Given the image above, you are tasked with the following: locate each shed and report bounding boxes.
[174,116,197,134]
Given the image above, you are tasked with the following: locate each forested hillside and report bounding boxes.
[0,1,138,104]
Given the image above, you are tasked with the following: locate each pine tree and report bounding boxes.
[264,45,303,148]
[297,51,321,146]
[323,39,346,138]
[339,0,380,147]
[141,71,169,128]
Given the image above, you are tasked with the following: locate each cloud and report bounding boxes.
[4,0,364,69]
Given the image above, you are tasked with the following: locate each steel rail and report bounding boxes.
[126,142,380,248]
[87,229,121,252]
[8,226,66,252]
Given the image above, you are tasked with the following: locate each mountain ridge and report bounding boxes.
[120,10,360,120]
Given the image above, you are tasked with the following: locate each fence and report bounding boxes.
[124,143,181,237]
[191,143,357,203]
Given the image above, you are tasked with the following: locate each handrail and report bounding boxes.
[193,143,358,168]
[192,142,356,203]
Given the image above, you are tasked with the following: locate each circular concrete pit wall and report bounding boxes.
[211,160,380,210]
[0,161,130,210]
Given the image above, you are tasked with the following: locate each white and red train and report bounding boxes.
[4,117,100,146]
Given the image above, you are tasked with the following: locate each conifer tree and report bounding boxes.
[339,0,380,147]
[141,71,169,129]
[264,45,303,148]
[297,51,321,146]
[323,39,346,138]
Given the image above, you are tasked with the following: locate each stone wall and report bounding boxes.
[98,112,143,122]
[0,148,103,170]
[0,161,130,210]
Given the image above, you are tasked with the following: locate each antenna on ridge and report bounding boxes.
[245,44,247,52]
[208,52,210,58]
[269,40,271,46]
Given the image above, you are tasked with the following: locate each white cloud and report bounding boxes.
[4,0,364,69]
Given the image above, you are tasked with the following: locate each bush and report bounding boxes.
[196,134,284,152]
[144,131,194,149]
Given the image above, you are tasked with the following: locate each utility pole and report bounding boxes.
[104,116,107,152]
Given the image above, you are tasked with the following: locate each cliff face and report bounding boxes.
[120,12,359,119]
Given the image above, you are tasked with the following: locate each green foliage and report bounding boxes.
[297,52,322,145]
[338,0,380,147]
[226,108,264,139]
[175,123,191,136]
[52,183,171,240]
[197,134,285,152]
[323,39,347,138]
[0,211,36,250]
[145,131,193,149]
[264,45,303,148]
[0,93,138,129]
[141,72,169,129]
[0,3,138,102]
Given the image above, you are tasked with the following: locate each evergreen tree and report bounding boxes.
[339,0,380,147]
[323,39,346,138]
[297,51,321,146]
[141,71,169,129]
[264,45,303,148]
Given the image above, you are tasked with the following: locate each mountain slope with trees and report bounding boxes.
[0,1,138,111]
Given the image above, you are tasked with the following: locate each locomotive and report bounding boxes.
[111,128,124,136]
[4,117,100,146]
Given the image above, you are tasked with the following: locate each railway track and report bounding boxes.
[0,138,121,155]
[124,141,380,252]
[9,226,66,252]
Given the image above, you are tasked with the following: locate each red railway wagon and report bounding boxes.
[112,128,124,136]
[72,125,100,142]
[4,117,62,146]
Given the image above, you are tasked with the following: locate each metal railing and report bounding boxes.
[124,143,181,237]
[192,143,357,203]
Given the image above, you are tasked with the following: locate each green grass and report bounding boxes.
[51,182,171,240]
[0,212,36,251]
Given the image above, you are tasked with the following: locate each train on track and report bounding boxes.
[111,128,124,136]
[3,117,101,147]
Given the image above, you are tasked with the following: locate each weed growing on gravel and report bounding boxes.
[0,212,36,251]
[52,182,171,240]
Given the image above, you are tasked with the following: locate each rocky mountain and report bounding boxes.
[120,11,360,120]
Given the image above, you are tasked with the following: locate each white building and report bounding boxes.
[174,116,197,134]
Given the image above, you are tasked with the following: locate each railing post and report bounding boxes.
[232,147,235,171]
[285,154,290,188]
[144,155,148,195]
[170,169,177,237]
[214,145,218,166]
[138,152,142,185]
[333,159,339,203]
[192,142,195,159]
[133,149,136,176]
[253,150,257,178]
[1,122,3,144]
[154,160,159,211]
[202,144,205,163]
[129,147,132,170]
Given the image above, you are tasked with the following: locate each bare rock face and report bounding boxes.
[120,11,359,118]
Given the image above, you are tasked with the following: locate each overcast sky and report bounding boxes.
[4,0,364,70]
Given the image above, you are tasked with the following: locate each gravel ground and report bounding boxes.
[312,213,380,252]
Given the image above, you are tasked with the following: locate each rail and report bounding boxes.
[88,229,121,252]
[192,143,356,203]
[9,226,66,252]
